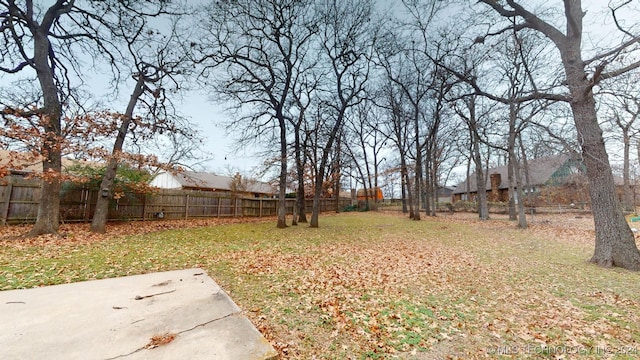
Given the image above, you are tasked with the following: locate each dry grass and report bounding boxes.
[1,211,639,359]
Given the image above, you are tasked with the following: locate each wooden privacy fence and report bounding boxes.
[0,178,352,225]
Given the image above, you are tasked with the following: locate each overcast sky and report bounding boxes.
[1,0,639,180]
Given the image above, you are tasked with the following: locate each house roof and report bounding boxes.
[437,186,456,196]
[0,150,97,174]
[452,154,578,194]
[173,171,276,194]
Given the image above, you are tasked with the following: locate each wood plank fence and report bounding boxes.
[0,178,352,225]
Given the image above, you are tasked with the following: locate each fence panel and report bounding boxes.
[1,179,40,224]
[0,179,353,225]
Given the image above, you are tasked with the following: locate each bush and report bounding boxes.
[343,204,358,212]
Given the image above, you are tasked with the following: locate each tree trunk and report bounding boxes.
[468,98,489,220]
[413,107,422,220]
[401,172,408,213]
[292,200,298,226]
[507,102,518,222]
[401,160,415,219]
[512,152,527,229]
[310,178,321,227]
[424,154,432,216]
[507,157,517,220]
[430,154,437,216]
[563,58,640,269]
[91,75,146,233]
[294,130,307,223]
[575,105,640,269]
[277,116,288,228]
[310,110,345,227]
[28,29,62,237]
[472,142,489,220]
[334,138,342,213]
[622,128,634,212]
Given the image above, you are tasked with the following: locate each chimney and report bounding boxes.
[490,173,501,202]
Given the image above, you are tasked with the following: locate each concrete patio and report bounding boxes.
[0,268,278,360]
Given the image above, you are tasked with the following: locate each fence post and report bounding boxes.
[142,194,147,221]
[185,193,190,220]
[217,196,221,217]
[1,179,13,226]
[82,186,90,223]
[233,197,238,217]
[259,198,263,217]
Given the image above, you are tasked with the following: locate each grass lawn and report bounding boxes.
[1,212,640,359]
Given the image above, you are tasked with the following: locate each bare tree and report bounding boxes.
[288,67,322,224]
[0,0,176,236]
[453,94,492,220]
[194,0,317,228]
[475,0,640,270]
[380,79,414,215]
[309,0,374,227]
[490,28,551,228]
[343,99,388,210]
[598,77,640,212]
[445,42,495,220]
[397,1,449,219]
[88,15,195,233]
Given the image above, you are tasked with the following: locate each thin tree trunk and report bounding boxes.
[401,172,408,213]
[294,130,307,223]
[402,160,415,219]
[472,141,489,220]
[91,75,146,233]
[507,157,517,220]
[413,106,422,220]
[467,98,489,220]
[512,151,527,229]
[622,128,634,212]
[277,116,288,228]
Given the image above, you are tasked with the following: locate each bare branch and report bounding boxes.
[585,35,640,66]
[599,60,640,81]
[610,0,635,39]
[477,0,566,45]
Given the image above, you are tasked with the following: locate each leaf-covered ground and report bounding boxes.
[1,212,639,359]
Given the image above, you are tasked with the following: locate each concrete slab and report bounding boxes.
[0,268,278,360]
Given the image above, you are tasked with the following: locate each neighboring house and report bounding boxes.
[451,154,591,206]
[149,171,277,198]
[356,187,383,201]
[436,186,455,204]
[0,150,95,178]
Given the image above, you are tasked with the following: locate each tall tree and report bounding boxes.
[90,15,193,233]
[0,0,175,236]
[397,0,446,219]
[288,63,322,224]
[453,94,491,220]
[195,0,317,228]
[381,79,414,215]
[491,28,549,228]
[309,0,374,227]
[598,77,640,212]
[343,100,388,210]
[476,0,640,270]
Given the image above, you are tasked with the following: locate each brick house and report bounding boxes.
[451,154,594,206]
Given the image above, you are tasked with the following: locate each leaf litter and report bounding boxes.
[1,212,639,359]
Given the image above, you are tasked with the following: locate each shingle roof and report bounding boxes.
[452,154,574,194]
[176,171,276,194]
[0,150,93,173]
